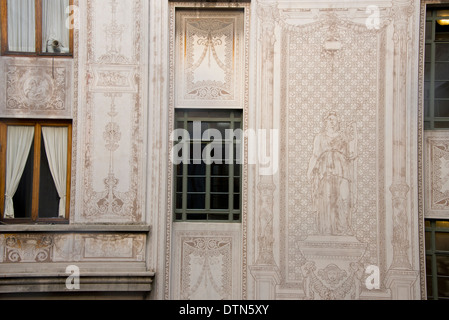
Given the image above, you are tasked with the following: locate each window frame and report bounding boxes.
[425,220,449,300]
[0,0,74,57]
[424,7,449,129]
[0,119,72,224]
[173,109,243,223]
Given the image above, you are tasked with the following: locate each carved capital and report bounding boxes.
[390,183,410,200]
[256,2,278,47]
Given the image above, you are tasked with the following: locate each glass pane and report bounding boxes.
[187,194,205,210]
[7,0,35,52]
[426,232,432,251]
[435,23,449,41]
[234,164,241,177]
[435,100,449,117]
[210,194,228,210]
[187,177,206,193]
[38,136,60,218]
[187,121,208,138]
[234,178,240,193]
[425,44,431,62]
[11,140,34,219]
[186,213,207,220]
[424,99,430,117]
[426,21,432,41]
[437,256,449,277]
[434,121,449,128]
[435,232,449,251]
[42,0,70,53]
[436,43,449,61]
[425,62,431,81]
[436,221,449,229]
[211,163,229,176]
[435,81,449,98]
[189,142,206,162]
[435,63,449,80]
[426,255,433,275]
[424,82,431,100]
[209,122,231,137]
[176,193,182,210]
[438,276,449,298]
[208,214,229,221]
[427,275,434,299]
[211,177,228,193]
[188,163,206,176]
[233,194,240,210]
[176,177,183,193]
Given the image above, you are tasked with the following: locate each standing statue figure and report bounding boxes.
[307,111,358,236]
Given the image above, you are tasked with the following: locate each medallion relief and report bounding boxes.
[2,60,71,118]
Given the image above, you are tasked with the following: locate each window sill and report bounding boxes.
[0,224,151,233]
[1,51,73,58]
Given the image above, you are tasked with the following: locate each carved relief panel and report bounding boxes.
[171,227,242,300]
[0,57,72,118]
[0,233,145,263]
[74,0,147,223]
[278,9,389,299]
[424,131,449,218]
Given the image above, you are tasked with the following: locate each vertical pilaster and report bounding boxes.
[249,1,281,299]
[386,0,419,299]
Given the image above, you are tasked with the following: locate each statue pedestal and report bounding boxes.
[297,235,368,300]
[385,269,419,300]
[298,235,367,262]
[249,265,281,300]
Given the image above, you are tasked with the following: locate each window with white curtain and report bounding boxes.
[0,120,72,223]
[1,0,72,55]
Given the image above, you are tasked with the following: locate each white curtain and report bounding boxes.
[4,126,35,219]
[7,0,35,52]
[42,0,70,52]
[42,127,68,218]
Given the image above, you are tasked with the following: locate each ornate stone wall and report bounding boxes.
[0,0,427,300]
[0,0,153,298]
